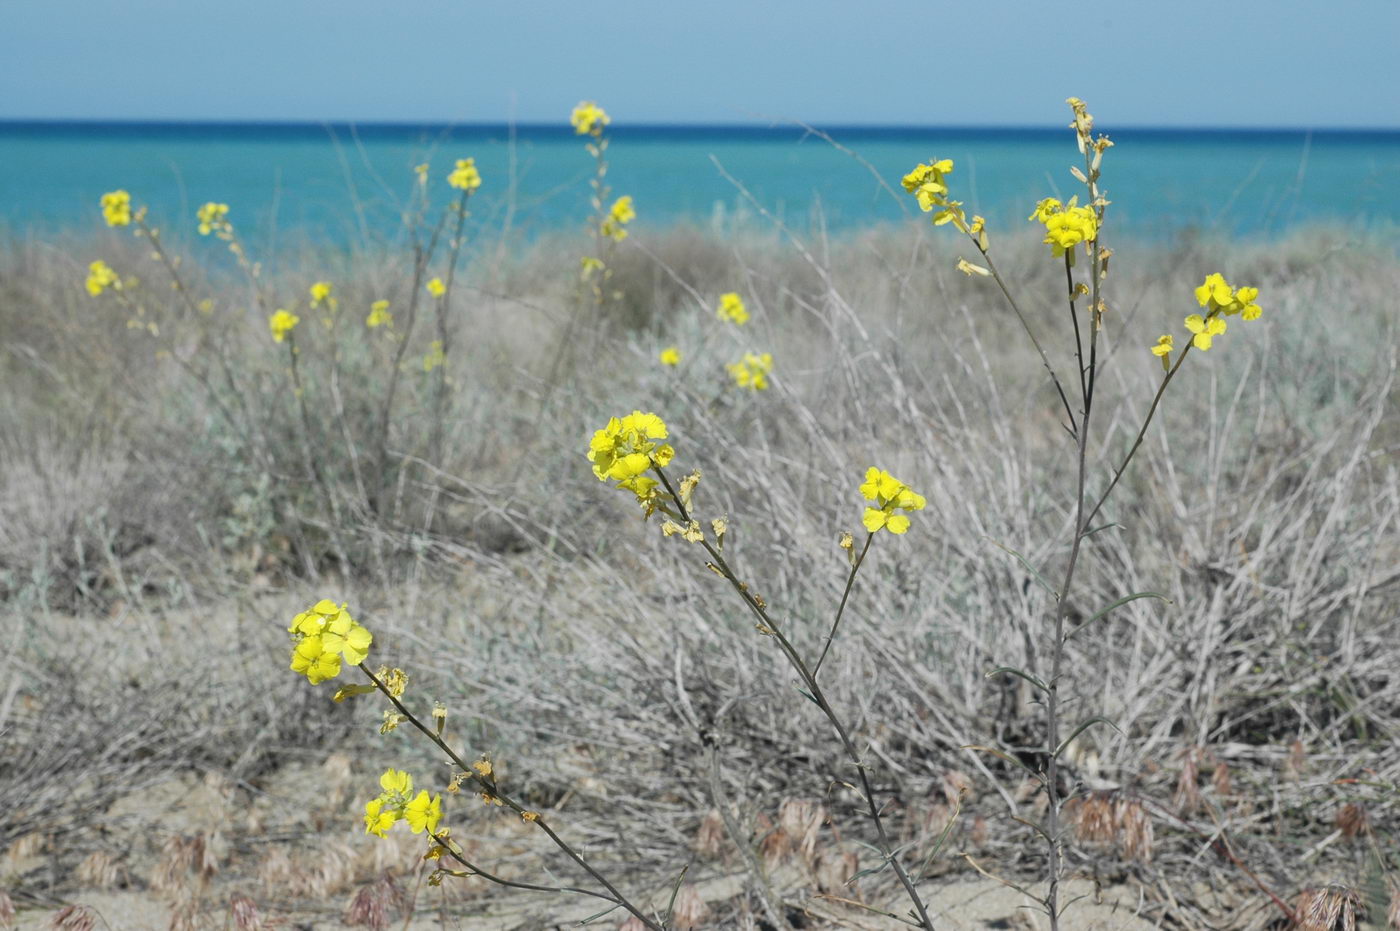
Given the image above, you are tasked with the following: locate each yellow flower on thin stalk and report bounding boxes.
[571,100,610,136]
[1184,314,1226,351]
[100,190,132,227]
[1030,196,1098,258]
[659,345,681,366]
[1150,333,1173,370]
[309,281,336,310]
[85,260,120,296]
[859,468,926,535]
[269,309,300,343]
[447,157,482,191]
[717,292,749,325]
[426,277,446,297]
[600,195,635,241]
[196,201,230,236]
[366,299,392,328]
[727,352,772,391]
[587,411,675,509]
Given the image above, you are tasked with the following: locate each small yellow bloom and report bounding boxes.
[1151,333,1173,371]
[717,292,749,325]
[423,339,445,372]
[100,190,132,227]
[587,411,675,510]
[290,636,340,684]
[447,157,482,191]
[1032,196,1098,257]
[287,599,372,682]
[1184,313,1227,351]
[426,277,446,297]
[404,791,443,834]
[380,768,413,796]
[1194,273,1234,310]
[269,309,300,343]
[309,281,336,310]
[600,195,635,241]
[366,299,392,328]
[196,202,230,236]
[580,256,604,279]
[859,467,926,535]
[85,260,120,296]
[571,100,610,136]
[363,798,397,837]
[659,345,681,366]
[726,352,773,391]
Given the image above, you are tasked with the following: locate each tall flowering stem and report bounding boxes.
[648,464,938,931]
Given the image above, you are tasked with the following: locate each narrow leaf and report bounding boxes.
[1066,591,1172,640]
[985,665,1049,693]
[984,537,1059,598]
[1055,716,1122,758]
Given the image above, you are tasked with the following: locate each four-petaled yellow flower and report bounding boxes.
[366,299,392,328]
[100,190,132,227]
[426,277,446,297]
[1031,196,1098,258]
[717,292,749,325]
[659,345,681,366]
[601,195,635,241]
[309,281,336,310]
[859,468,926,535]
[269,309,300,343]
[196,202,230,236]
[1184,314,1227,351]
[571,100,610,136]
[363,798,397,837]
[86,260,120,296]
[1194,274,1262,320]
[404,791,443,834]
[902,159,955,211]
[727,352,773,391]
[447,157,482,191]
[287,599,373,684]
[587,411,675,507]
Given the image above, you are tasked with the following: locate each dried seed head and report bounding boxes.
[694,809,725,858]
[345,884,387,930]
[48,905,98,931]
[814,850,859,893]
[1336,803,1368,839]
[228,894,263,931]
[76,850,119,890]
[778,799,825,865]
[257,847,292,893]
[670,885,709,930]
[1174,748,1202,815]
[758,824,791,871]
[1069,793,1117,845]
[1212,761,1233,797]
[1116,798,1154,864]
[1295,884,1362,931]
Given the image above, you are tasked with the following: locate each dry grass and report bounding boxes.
[1,212,1397,928]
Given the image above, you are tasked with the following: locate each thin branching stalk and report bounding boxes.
[428,187,474,467]
[284,333,353,577]
[812,531,875,680]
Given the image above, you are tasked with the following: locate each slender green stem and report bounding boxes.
[1063,253,1087,404]
[812,532,875,680]
[652,467,937,931]
[356,665,662,931]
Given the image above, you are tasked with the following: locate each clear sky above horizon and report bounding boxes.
[3,0,1397,129]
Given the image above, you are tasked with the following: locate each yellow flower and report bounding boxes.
[859,467,925,535]
[100,190,132,227]
[587,411,675,508]
[309,281,336,310]
[600,195,635,241]
[363,798,397,838]
[404,791,443,834]
[726,352,773,391]
[380,768,413,796]
[290,636,341,684]
[1194,273,1234,310]
[717,292,749,325]
[1032,196,1098,257]
[287,599,372,681]
[196,202,230,236]
[901,159,954,206]
[659,345,681,366]
[426,277,446,297]
[1184,313,1227,350]
[366,299,392,328]
[1151,333,1173,371]
[269,309,300,343]
[85,260,120,296]
[580,256,604,279]
[1231,286,1262,320]
[446,157,482,191]
[423,340,445,372]
[571,100,610,136]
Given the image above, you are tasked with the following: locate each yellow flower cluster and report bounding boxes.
[446,157,482,192]
[659,345,681,366]
[571,100,610,137]
[363,769,442,838]
[600,195,635,242]
[100,190,132,227]
[309,281,336,310]
[426,276,446,297]
[86,259,120,296]
[196,201,230,236]
[1029,197,1098,258]
[717,292,749,325]
[859,468,926,534]
[366,299,392,328]
[423,339,445,372]
[902,159,965,228]
[269,309,300,343]
[727,352,773,391]
[287,599,373,685]
[1151,274,1263,365]
[587,411,674,506]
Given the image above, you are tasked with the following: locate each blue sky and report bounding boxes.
[3,0,1397,127]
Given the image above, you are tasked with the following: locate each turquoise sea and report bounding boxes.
[2,122,1397,245]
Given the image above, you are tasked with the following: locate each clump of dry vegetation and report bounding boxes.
[1,106,1397,929]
